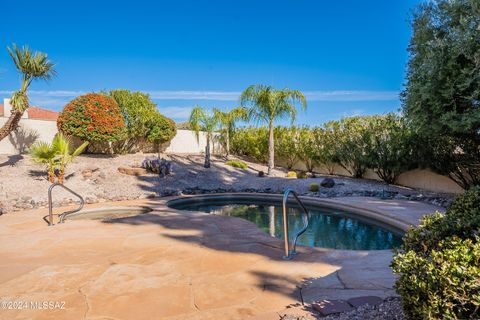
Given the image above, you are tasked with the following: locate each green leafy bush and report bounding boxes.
[108,89,176,153]
[365,114,416,183]
[275,126,300,169]
[309,183,319,192]
[297,171,308,179]
[225,160,248,169]
[391,188,480,319]
[231,127,268,163]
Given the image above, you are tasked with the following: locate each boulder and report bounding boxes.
[320,178,335,188]
[117,166,148,176]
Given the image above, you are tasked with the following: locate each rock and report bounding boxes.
[312,300,354,316]
[118,166,148,176]
[85,196,98,204]
[321,178,335,188]
[347,296,384,308]
[98,171,107,179]
[81,170,93,178]
[258,171,265,177]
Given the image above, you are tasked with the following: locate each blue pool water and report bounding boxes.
[169,198,403,250]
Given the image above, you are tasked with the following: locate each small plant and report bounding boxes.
[391,187,480,320]
[286,171,297,178]
[297,171,308,179]
[141,156,172,177]
[309,183,319,192]
[225,159,248,169]
[30,134,88,183]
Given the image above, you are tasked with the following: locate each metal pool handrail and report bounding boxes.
[282,189,310,260]
[48,183,84,226]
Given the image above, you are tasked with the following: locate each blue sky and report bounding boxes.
[0,0,420,125]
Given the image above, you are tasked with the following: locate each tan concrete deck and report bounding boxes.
[0,196,443,320]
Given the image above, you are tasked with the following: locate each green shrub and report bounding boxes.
[297,171,308,179]
[225,160,248,169]
[391,188,480,319]
[286,171,297,178]
[309,183,319,192]
[108,89,176,152]
[231,127,268,163]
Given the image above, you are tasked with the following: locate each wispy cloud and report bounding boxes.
[158,106,193,119]
[148,91,240,101]
[0,89,399,110]
[148,90,399,101]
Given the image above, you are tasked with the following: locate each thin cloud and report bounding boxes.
[0,89,399,110]
[158,106,193,119]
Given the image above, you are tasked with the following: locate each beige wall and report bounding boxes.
[0,118,58,154]
[0,123,222,156]
[278,158,463,194]
[165,130,223,154]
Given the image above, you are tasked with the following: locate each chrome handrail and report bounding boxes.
[47,183,84,226]
[282,189,310,260]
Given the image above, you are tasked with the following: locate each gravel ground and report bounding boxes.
[0,153,453,213]
[322,298,405,320]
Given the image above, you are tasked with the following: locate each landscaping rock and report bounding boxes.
[117,166,148,176]
[347,296,383,308]
[312,300,354,316]
[321,178,335,188]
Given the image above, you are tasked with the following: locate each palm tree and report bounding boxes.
[0,44,56,141]
[52,134,88,184]
[240,85,307,175]
[214,106,248,158]
[30,141,57,183]
[30,134,88,184]
[189,106,219,168]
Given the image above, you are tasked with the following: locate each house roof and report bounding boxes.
[27,107,59,121]
[0,103,59,121]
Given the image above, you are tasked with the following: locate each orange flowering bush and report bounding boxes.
[57,93,126,142]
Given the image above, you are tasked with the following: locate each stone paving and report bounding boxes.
[0,196,443,319]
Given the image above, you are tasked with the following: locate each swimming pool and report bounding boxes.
[168,197,403,250]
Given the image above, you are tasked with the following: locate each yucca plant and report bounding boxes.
[29,134,88,183]
[0,44,56,141]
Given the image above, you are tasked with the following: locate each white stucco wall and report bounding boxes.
[0,118,58,154]
[165,130,222,154]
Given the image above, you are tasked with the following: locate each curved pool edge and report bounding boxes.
[65,205,152,220]
[166,193,413,232]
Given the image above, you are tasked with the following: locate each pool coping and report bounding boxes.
[164,193,434,232]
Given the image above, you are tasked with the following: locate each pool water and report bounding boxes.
[171,200,403,250]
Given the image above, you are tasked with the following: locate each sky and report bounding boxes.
[0,0,420,125]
